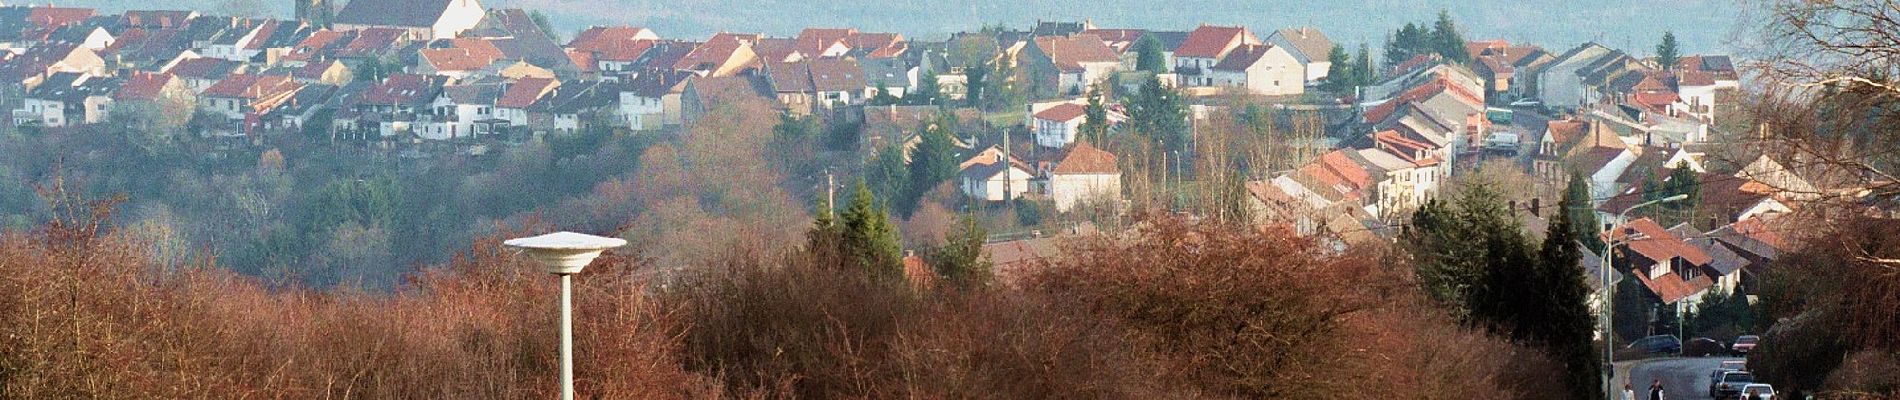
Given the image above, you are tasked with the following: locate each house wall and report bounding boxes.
[1589,149,1637,200]
[962,168,1032,202]
[1033,116,1080,148]
[1244,49,1304,96]
[81,95,111,124]
[430,0,487,40]
[17,98,63,126]
[1051,172,1121,212]
[619,93,664,130]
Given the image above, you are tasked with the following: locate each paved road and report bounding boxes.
[1622,357,1744,400]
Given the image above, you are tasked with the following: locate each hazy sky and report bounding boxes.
[64,0,1748,59]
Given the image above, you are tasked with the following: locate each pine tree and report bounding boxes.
[841,180,904,279]
[1324,44,1352,92]
[866,144,910,206]
[1354,42,1375,87]
[1432,10,1469,63]
[1656,31,1681,70]
[1135,34,1167,73]
[929,213,992,289]
[869,85,900,106]
[1534,188,1605,400]
[1079,84,1110,143]
[1565,171,1604,250]
[965,60,988,108]
[1130,76,1188,152]
[900,116,959,216]
[805,195,844,266]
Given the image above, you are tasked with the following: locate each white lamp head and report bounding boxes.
[504,231,628,275]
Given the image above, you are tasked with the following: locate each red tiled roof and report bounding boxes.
[1034,102,1087,122]
[113,71,175,101]
[1610,217,1715,267]
[848,32,902,56]
[420,40,504,72]
[1631,91,1679,110]
[1035,34,1119,72]
[1364,76,1481,123]
[1465,39,1509,60]
[359,74,438,106]
[1677,70,1716,87]
[795,27,853,56]
[674,32,756,71]
[1372,130,1439,166]
[1175,25,1250,59]
[1052,141,1119,175]
[1631,267,1714,304]
[1080,28,1145,52]
[121,10,193,29]
[1547,119,1586,145]
[335,28,406,58]
[497,77,558,108]
[27,7,94,29]
[283,30,346,62]
[567,26,652,51]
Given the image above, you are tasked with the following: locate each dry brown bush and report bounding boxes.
[0,199,713,398]
[1023,216,1562,399]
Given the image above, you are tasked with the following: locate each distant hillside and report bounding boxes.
[58,0,1744,57]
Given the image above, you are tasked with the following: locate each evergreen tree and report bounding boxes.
[1388,23,1435,67]
[1135,34,1167,73]
[1129,76,1188,152]
[1662,163,1700,209]
[1354,42,1375,87]
[841,180,904,279]
[1405,184,1526,318]
[865,143,910,205]
[965,60,989,108]
[1656,31,1681,70]
[1565,171,1604,250]
[1324,44,1352,92]
[1079,84,1111,143]
[868,86,900,106]
[1431,10,1469,63]
[929,213,992,289]
[805,195,844,265]
[1533,188,1606,400]
[900,116,959,216]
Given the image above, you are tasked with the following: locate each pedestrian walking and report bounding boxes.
[1648,378,1665,400]
[1623,382,1637,400]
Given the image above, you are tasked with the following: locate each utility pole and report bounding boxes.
[825,169,836,218]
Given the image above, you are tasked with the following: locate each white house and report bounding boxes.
[1348,147,1439,220]
[1031,102,1087,148]
[959,148,1034,202]
[1265,27,1334,85]
[1205,44,1304,96]
[1535,43,1617,109]
[1047,142,1122,212]
[333,0,486,41]
[1172,25,1259,87]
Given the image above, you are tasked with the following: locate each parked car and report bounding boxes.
[1628,335,1682,355]
[1686,337,1726,357]
[1721,360,1748,371]
[1741,383,1775,400]
[1732,335,1761,355]
[1708,370,1756,399]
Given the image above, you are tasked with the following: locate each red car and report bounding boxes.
[1732,335,1761,355]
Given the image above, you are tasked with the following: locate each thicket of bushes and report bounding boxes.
[0,192,1565,398]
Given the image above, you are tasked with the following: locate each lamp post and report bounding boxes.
[505,231,628,400]
[1601,193,1687,400]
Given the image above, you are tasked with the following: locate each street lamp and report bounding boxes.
[1601,193,1687,400]
[505,231,628,400]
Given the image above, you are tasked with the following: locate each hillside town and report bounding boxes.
[1,0,1898,398]
[0,0,1851,322]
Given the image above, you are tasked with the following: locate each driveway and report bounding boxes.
[1621,357,1744,399]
